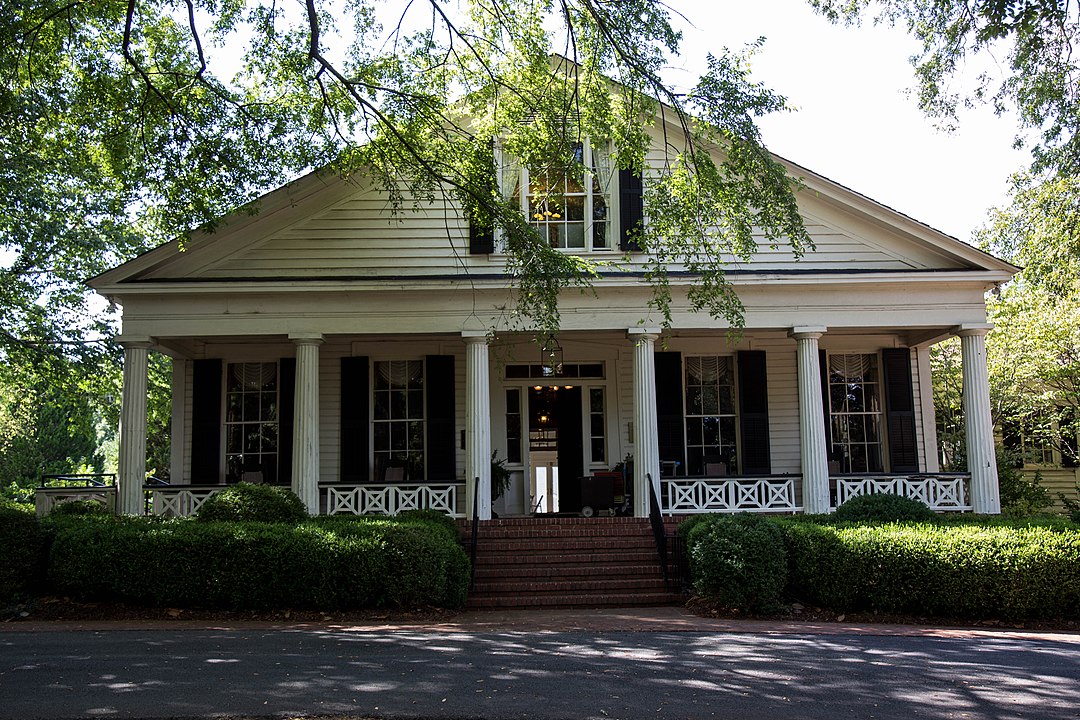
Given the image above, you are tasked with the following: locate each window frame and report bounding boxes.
[371,358,427,482]
[223,361,280,484]
[682,354,739,476]
[496,138,619,254]
[826,352,886,474]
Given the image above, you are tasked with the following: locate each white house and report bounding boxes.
[88,119,1017,521]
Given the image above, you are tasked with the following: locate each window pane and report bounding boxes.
[261,392,277,421]
[590,389,604,413]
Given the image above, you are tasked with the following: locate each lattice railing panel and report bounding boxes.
[325,484,463,518]
[149,488,224,517]
[662,477,799,514]
[833,474,971,511]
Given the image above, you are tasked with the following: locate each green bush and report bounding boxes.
[781,520,1080,619]
[195,483,308,523]
[686,513,787,612]
[393,509,461,540]
[0,504,45,603]
[832,493,937,523]
[47,515,469,610]
[49,499,110,516]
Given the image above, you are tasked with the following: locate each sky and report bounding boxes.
[656,0,1030,244]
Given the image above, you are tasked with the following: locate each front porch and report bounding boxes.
[37,471,973,518]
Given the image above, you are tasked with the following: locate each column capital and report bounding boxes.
[289,332,324,346]
[117,336,153,349]
[461,330,491,344]
[627,327,661,342]
[789,326,827,341]
[953,323,993,338]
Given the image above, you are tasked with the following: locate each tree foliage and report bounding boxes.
[4,0,809,347]
[809,0,1080,176]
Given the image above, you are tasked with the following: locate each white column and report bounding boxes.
[629,328,662,517]
[790,327,831,514]
[957,324,1000,514]
[464,332,492,520]
[117,339,151,515]
[291,334,323,515]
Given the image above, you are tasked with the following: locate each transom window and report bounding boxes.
[225,362,278,484]
[828,354,883,473]
[684,356,737,476]
[504,140,613,251]
[373,360,425,481]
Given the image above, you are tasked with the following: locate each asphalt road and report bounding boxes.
[1,624,1078,720]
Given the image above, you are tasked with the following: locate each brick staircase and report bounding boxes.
[460,516,685,608]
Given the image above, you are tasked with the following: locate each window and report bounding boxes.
[828,354,883,473]
[505,388,523,464]
[503,139,613,251]
[225,362,278,483]
[684,356,737,476]
[373,360,425,480]
[589,387,606,464]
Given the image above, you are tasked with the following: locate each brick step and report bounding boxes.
[463,528,660,541]
[467,537,657,553]
[472,550,662,567]
[466,591,684,608]
[470,576,672,595]
[473,563,663,579]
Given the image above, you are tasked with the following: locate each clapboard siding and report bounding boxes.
[761,340,801,475]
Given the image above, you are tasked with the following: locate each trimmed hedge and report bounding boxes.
[0,504,45,603]
[195,483,308,523]
[832,493,936,523]
[48,515,469,610]
[685,513,787,612]
[781,520,1080,619]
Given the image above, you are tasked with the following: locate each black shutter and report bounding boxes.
[469,222,495,255]
[619,169,644,252]
[277,358,295,486]
[426,355,456,481]
[819,349,833,463]
[468,140,496,254]
[737,351,771,475]
[654,351,685,473]
[340,356,370,483]
[191,359,222,483]
[882,348,919,473]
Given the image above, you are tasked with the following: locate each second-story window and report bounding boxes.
[505,140,613,251]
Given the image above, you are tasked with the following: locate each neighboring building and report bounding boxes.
[88,121,1017,520]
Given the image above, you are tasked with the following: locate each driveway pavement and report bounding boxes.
[2,606,1078,720]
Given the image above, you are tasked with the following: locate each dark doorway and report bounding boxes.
[527,385,584,514]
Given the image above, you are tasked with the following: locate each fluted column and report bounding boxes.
[790,327,831,514]
[957,325,1000,514]
[464,331,491,520]
[291,334,323,514]
[629,328,662,517]
[117,339,151,515]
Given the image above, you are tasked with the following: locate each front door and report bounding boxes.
[527,385,583,514]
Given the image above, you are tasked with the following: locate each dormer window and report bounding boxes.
[503,139,614,251]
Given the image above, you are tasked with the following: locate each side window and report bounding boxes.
[225,362,278,484]
[373,360,425,480]
[684,356,737,476]
[827,354,884,473]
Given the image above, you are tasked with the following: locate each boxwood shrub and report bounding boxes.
[0,503,45,603]
[832,493,936,523]
[685,513,787,612]
[195,483,308,523]
[48,514,469,610]
[781,519,1080,619]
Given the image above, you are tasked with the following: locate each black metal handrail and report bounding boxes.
[40,473,116,488]
[469,475,480,590]
[647,473,669,584]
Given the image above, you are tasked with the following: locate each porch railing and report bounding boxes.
[662,476,800,514]
[832,473,972,512]
[324,482,464,517]
[35,474,118,517]
[146,484,225,517]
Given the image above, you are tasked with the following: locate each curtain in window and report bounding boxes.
[829,354,873,381]
[231,362,277,390]
[686,356,732,386]
[590,141,613,199]
[376,359,423,389]
[498,144,521,202]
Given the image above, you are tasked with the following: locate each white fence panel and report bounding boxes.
[663,477,799,514]
[834,474,971,512]
[325,484,463,517]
